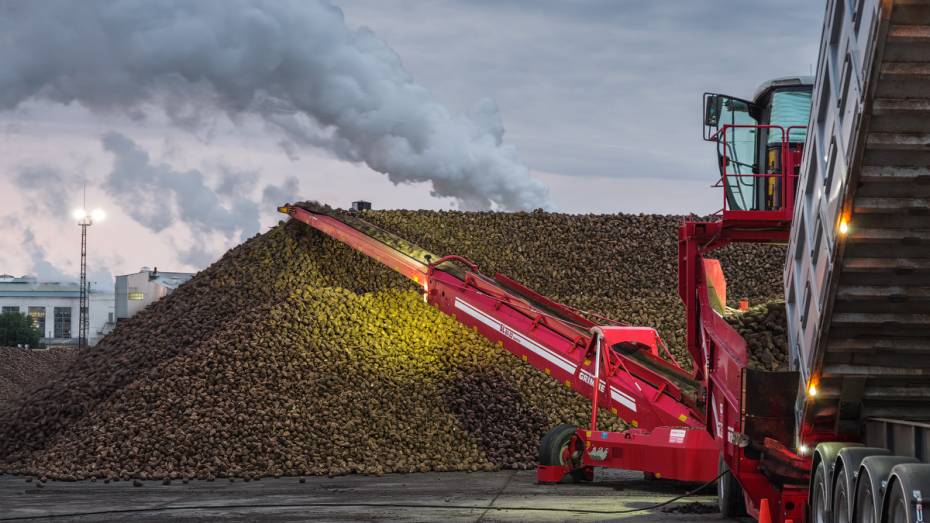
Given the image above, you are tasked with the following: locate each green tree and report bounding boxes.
[0,312,42,347]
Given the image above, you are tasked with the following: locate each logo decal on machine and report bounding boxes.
[668,429,687,444]
[454,298,577,374]
[588,447,608,461]
[577,370,606,391]
[578,370,637,412]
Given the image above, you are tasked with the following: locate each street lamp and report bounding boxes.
[73,207,105,348]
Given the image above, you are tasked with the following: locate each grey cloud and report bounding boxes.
[22,228,74,282]
[0,0,549,210]
[262,176,301,206]
[13,165,83,217]
[215,167,257,198]
[4,219,114,287]
[176,243,218,269]
[101,132,261,241]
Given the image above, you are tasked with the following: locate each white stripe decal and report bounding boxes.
[454,298,577,374]
[610,387,638,412]
[576,371,637,413]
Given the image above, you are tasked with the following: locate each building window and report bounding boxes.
[54,307,72,339]
[128,292,144,300]
[28,307,46,334]
[1,306,20,314]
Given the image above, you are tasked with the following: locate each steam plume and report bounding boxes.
[0,0,550,210]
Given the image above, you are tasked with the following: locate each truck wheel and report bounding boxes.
[855,456,919,523]
[881,463,930,523]
[854,470,877,523]
[538,424,588,483]
[718,455,744,517]
[834,471,850,523]
[883,478,909,523]
[835,447,889,523]
[810,461,830,523]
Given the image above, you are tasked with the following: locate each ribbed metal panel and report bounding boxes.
[786,0,930,437]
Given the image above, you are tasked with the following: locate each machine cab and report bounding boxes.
[703,76,813,220]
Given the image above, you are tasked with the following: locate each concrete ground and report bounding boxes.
[0,469,743,522]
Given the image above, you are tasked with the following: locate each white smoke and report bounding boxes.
[0,0,550,210]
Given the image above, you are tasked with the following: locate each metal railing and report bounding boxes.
[715,124,802,216]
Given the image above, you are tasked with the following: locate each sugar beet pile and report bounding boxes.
[0,348,77,406]
[0,210,786,480]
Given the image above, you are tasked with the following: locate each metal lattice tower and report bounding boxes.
[78,220,89,349]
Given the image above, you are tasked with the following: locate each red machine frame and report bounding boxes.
[280,122,810,522]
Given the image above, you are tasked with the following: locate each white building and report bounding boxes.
[0,275,115,346]
[115,267,193,321]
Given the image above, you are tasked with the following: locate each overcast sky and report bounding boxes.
[0,0,824,284]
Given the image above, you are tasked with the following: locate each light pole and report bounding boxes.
[72,207,105,348]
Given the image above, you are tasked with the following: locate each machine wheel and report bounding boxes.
[811,460,830,523]
[538,424,589,482]
[718,454,744,517]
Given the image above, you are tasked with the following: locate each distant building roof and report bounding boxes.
[0,280,81,298]
[117,268,194,291]
[152,272,193,290]
[0,276,112,298]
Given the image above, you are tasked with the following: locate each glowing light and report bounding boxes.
[91,208,106,222]
[798,444,810,456]
[839,218,849,235]
[807,384,818,398]
[72,209,87,220]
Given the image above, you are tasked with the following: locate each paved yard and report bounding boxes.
[0,469,742,522]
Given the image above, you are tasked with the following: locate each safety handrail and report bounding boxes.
[719,124,797,214]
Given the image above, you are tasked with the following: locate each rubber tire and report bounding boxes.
[810,461,830,523]
[855,474,877,523]
[538,424,588,483]
[718,455,744,517]
[856,456,920,523]
[883,478,910,523]
[834,469,851,523]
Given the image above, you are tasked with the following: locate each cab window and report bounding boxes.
[717,96,759,211]
[768,89,812,144]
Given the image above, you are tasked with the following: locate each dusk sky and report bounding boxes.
[0,1,824,285]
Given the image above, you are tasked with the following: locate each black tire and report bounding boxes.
[883,478,909,523]
[810,461,830,523]
[718,455,744,517]
[856,456,920,523]
[538,424,588,482]
[881,464,930,523]
[834,468,851,523]
[855,472,877,523]
[835,447,889,523]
